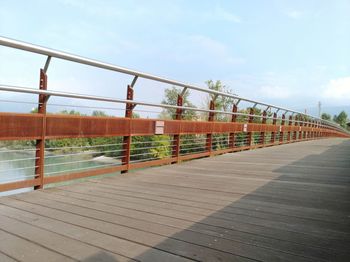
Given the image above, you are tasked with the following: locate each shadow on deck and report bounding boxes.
[133,139,350,262]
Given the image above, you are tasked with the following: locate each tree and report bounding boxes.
[333,111,348,128]
[321,113,331,121]
[92,110,108,117]
[204,80,235,121]
[160,86,197,120]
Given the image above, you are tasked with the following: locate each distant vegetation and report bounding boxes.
[322,111,349,129]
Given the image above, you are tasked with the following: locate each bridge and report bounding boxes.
[0,36,349,261]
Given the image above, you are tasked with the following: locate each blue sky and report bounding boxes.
[1,0,349,116]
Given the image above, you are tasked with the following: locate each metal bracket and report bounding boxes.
[43,95,51,103]
[130,76,138,88]
[180,87,188,97]
[284,110,288,115]
[275,109,280,114]
[43,56,51,74]
[235,99,241,106]
[265,106,270,111]
[252,103,257,108]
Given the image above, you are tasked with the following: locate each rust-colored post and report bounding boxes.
[172,95,183,163]
[304,117,307,140]
[287,115,293,142]
[121,85,134,173]
[306,119,310,140]
[229,104,238,148]
[260,110,267,145]
[270,112,277,144]
[293,115,298,141]
[247,108,254,146]
[34,69,48,190]
[279,114,285,144]
[299,116,303,140]
[206,100,215,153]
[308,119,312,139]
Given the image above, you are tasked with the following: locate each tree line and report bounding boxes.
[321,111,349,129]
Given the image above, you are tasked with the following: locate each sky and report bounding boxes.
[0,0,350,117]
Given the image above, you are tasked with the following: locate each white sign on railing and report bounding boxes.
[155,121,165,135]
[243,124,248,132]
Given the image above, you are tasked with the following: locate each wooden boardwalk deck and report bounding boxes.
[0,138,349,262]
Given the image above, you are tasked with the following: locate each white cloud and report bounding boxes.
[259,85,293,99]
[286,10,303,19]
[322,77,350,100]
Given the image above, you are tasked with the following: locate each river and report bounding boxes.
[0,150,118,196]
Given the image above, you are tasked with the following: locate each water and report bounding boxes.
[0,150,118,196]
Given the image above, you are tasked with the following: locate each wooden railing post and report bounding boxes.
[121,85,134,173]
[299,116,303,140]
[260,110,267,145]
[247,108,254,147]
[206,100,215,153]
[270,112,277,144]
[293,115,298,141]
[279,114,285,144]
[287,115,293,143]
[172,94,183,163]
[229,104,238,149]
[306,119,311,140]
[310,120,314,139]
[34,69,48,190]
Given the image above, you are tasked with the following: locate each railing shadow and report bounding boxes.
[132,139,350,261]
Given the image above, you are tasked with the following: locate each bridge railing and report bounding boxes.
[0,36,349,193]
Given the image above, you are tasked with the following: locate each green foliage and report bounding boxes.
[59,109,84,116]
[92,110,108,117]
[321,113,331,121]
[179,134,207,154]
[30,107,38,113]
[150,135,172,158]
[333,111,348,128]
[160,86,197,120]
[205,80,235,121]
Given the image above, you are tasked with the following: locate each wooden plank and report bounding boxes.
[29,189,345,261]
[0,214,133,262]
[0,179,40,193]
[0,197,252,262]
[49,184,349,243]
[0,252,17,262]
[0,228,74,262]
[0,201,191,262]
[84,180,348,223]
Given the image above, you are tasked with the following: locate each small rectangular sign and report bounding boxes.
[155,121,165,135]
[243,123,248,132]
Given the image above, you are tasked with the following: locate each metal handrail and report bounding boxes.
[1,84,341,130]
[0,35,346,132]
